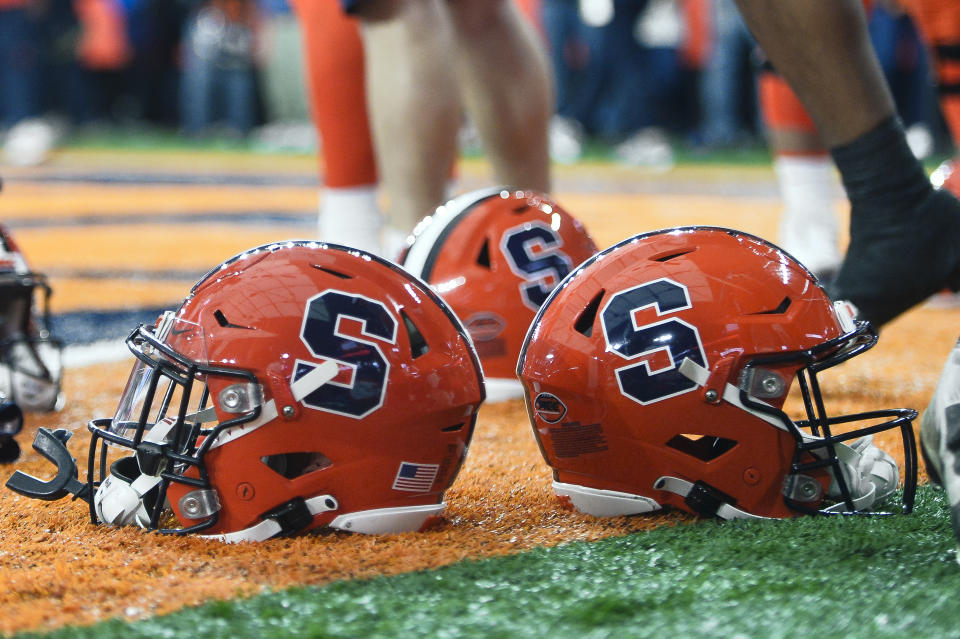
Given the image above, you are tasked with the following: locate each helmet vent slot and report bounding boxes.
[476,240,491,268]
[261,452,332,479]
[401,310,430,358]
[665,434,737,462]
[441,423,464,432]
[213,309,251,330]
[573,289,605,337]
[752,297,791,315]
[652,249,696,262]
[311,264,352,279]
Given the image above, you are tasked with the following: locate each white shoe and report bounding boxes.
[773,156,843,280]
[549,116,584,165]
[3,118,58,167]
[613,127,674,172]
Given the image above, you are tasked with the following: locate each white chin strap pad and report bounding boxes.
[94,472,162,527]
[822,434,899,512]
[93,418,176,528]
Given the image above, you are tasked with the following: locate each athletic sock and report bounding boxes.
[317,185,384,256]
[830,116,930,224]
[773,154,841,278]
[827,116,960,327]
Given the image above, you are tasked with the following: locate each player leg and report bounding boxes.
[290,0,388,256]
[354,0,462,235]
[735,0,960,327]
[758,69,841,280]
[445,0,553,193]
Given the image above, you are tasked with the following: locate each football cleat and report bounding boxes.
[920,337,960,565]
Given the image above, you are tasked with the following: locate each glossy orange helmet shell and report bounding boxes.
[518,227,917,519]
[401,187,598,394]
[87,241,485,540]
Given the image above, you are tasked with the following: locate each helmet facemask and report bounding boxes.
[676,317,917,518]
[741,321,916,516]
[0,274,63,412]
[89,312,260,534]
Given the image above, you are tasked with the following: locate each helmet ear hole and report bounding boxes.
[261,452,332,479]
[665,434,738,462]
[401,310,429,359]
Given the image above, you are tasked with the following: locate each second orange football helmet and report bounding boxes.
[402,188,598,400]
[518,227,917,519]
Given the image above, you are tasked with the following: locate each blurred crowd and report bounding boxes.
[0,0,949,166]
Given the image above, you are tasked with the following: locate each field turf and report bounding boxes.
[23,485,958,639]
[2,138,958,637]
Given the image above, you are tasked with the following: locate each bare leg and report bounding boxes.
[733,0,895,147]
[735,0,960,328]
[358,0,461,233]
[447,0,553,193]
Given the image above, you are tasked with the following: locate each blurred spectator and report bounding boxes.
[74,0,134,122]
[251,0,313,151]
[179,0,260,138]
[697,0,756,149]
[541,0,683,168]
[868,0,940,158]
[0,0,56,167]
[125,0,188,126]
[0,0,42,130]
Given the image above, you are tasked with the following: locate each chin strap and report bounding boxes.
[93,418,177,526]
[819,434,898,512]
[654,476,771,520]
[201,494,339,543]
[209,359,339,450]
[676,358,900,515]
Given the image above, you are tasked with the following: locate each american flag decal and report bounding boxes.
[392,462,440,492]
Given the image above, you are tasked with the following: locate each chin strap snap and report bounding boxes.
[202,494,339,543]
[654,476,770,520]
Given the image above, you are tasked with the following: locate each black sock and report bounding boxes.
[829,116,932,222]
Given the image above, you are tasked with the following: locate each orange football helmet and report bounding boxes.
[518,227,917,519]
[0,223,63,413]
[401,188,598,399]
[11,242,485,541]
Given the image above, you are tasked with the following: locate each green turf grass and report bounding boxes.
[23,485,959,639]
